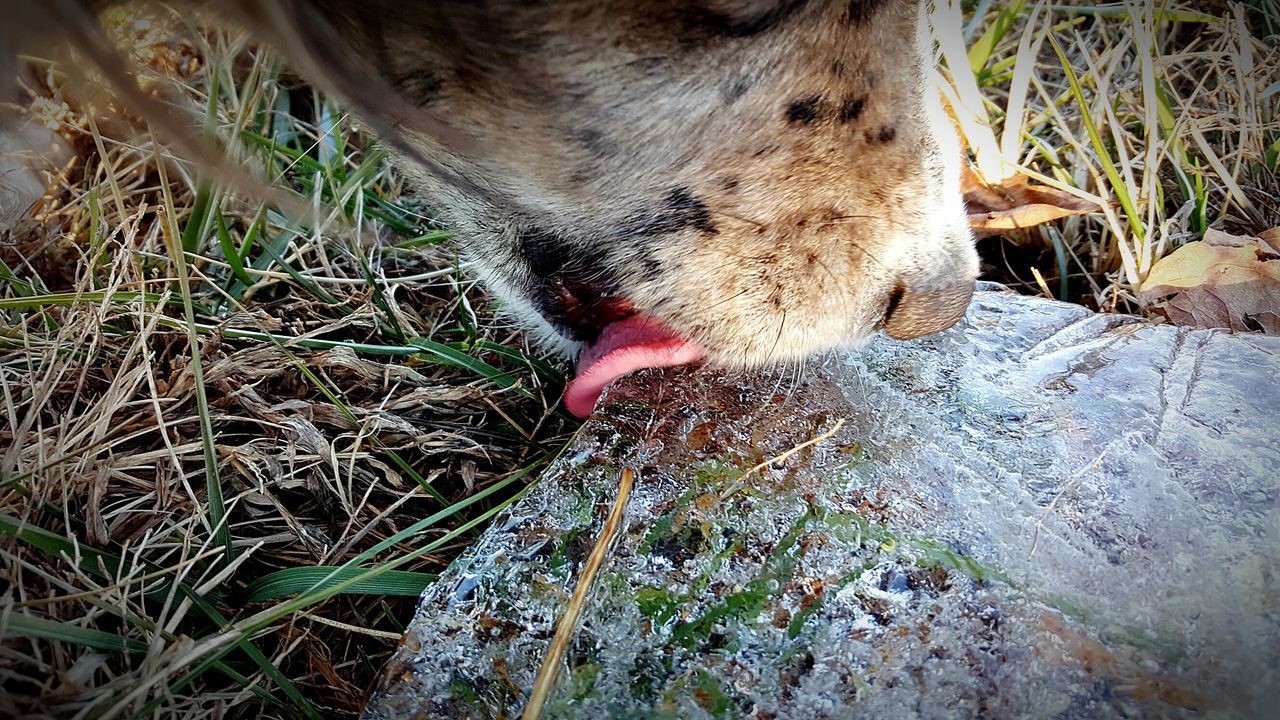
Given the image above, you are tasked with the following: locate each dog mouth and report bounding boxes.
[562,314,705,418]
[521,266,706,417]
[557,279,976,417]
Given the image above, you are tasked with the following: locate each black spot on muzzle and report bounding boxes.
[847,0,890,25]
[514,187,720,341]
[787,95,823,124]
[620,187,719,239]
[839,96,866,123]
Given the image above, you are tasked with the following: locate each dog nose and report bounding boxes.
[881,276,975,340]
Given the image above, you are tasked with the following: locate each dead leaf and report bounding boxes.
[281,416,336,465]
[1139,236,1280,334]
[461,459,478,494]
[961,170,1102,239]
[86,465,112,546]
[1257,227,1280,256]
[1201,228,1257,248]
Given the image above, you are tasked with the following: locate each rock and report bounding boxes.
[364,287,1280,719]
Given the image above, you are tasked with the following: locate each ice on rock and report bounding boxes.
[365,287,1280,719]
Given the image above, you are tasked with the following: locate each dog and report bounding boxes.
[5,0,978,416]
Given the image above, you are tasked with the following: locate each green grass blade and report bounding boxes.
[0,513,121,575]
[317,99,343,171]
[963,0,998,42]
[141,477,540,718]
[157,157,232,565]
[241,130,426,233]
[1047,5,1222,23]
[244,567,437,603]
[214,212,255,287]
[407,337,530,396]
[181,183,216,255]
[470,340,565,385]
[254,230,343,305]
[222,207,267,300]
[5,615,287,713]
[277,343,449,502]
[265,483,532,622]
[0,291,173,311]
[0,257,42,296]
[175,587,320,719]
[1048,34,1146,241]
[2,614,150,654]
[968,0,1027,76]
[343,458,545,575]
[395,229,453,249]
[0,514,316,716]
[249,214,297,273]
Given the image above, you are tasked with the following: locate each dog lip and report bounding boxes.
[532,276,635,343]
[563,314,705,418]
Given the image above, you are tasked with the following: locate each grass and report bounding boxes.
[938,0,1278,307]
[1,2,1277,718]
[1,12,573,719]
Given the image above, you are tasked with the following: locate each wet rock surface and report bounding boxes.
[364,287,1280,719]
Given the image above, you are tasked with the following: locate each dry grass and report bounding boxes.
[0,2,1276,719]
[2,11,572,720]
[937,0,1279,308]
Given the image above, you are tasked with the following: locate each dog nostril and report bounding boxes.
[883,282,907,323]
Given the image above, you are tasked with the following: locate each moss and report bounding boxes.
[690,457,748,486]
[818,509,1007,583]
[659,512,811,649]
[636,587,681,625]
[569,662,604,700]
[690,669,749,717]
[547,527,587,572]
[672,581,775,649]
[626,654,673,703]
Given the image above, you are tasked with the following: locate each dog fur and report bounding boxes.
[5,0,979,366]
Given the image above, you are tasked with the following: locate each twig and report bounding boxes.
[743,418,845,479]
[304,614,402,641]
[1028,443,1112,558]
[719,418,847,500]
[524,467,635,719]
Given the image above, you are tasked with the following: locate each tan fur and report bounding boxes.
[8,0,979,365]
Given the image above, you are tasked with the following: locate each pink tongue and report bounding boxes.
[563,315,705,418]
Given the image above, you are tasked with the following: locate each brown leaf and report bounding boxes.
[1257,227,1280,256]
[1139,237,1280,334]
[962,170,1101,239]
[1202,228,1256,248]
